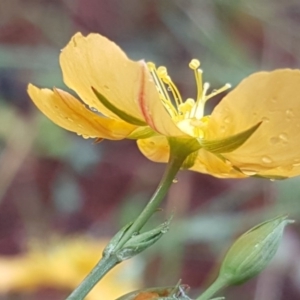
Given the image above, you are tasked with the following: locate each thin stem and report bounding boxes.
[115,152,186,250]
[66,255,119,300]
[66,143,190,300]
[196,276,228,300]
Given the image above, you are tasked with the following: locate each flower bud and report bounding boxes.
[219,215,293,285]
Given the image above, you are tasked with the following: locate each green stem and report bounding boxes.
[66,255,119,300]
[115,151,186,250]
[66,140,193,300]
[196,276,228,300]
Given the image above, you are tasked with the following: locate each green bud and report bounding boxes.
[219,215,293,285]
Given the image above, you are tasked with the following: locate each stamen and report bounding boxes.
[178,98,195,119]
[158,67,183,107]
[189,59,200,70]
[191,82,210,119]
[147,62,177,118]
[189,59,203,106]
[204,83,231,102]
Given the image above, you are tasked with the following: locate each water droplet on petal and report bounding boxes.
[224,117,231,124]
[240,169,257,176]
[262,156,272,164]
[262,117,270,123]
[279,133,288,142]
[270,137,280,145]
[90,107,98,112]
[286,109,294,117]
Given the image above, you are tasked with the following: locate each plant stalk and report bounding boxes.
[66,142,191,299]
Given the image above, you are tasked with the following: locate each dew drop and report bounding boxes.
[262,156,272,164]
[271,97,277,103]
[286,109,294,117]
[262,117,270,123]
[240,169,257,176]
[279,133,288,142]
[90,107,98,112]
[172,178,178,183]
[269,137,279,145]
[224,117,231,124]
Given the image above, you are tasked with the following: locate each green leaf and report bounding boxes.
[92,87,147,126]
[199,122,261,154]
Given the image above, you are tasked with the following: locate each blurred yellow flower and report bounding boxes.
[0,236,140,299]
[28,32,300,179]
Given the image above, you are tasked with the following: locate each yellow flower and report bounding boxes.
[28,32,300,179]
[0,236,140,299]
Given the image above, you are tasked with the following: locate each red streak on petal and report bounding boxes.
[137,62,159,132]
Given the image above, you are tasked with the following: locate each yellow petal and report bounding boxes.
[137,136,245,178]
[137,136,170,163]
[207,69,300,177]
[28,84,136,140]
[60,33,148,121]
[60,33,184,136]
[189,149,246,178]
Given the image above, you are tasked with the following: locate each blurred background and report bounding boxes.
[1,0,300,299]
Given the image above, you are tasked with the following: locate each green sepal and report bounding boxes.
[127,126,158,139]
[116,217,172,261]
[168,137,201,158]
[199,122,261,154]
[253,174,288,180]
[182,150,198,169]
[219,215,294,285]
[92,87,147,126]
[102,221,133,257]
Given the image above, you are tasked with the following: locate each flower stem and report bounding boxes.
[66,140,192,300]
[115,151,186,250]
[196,276,228,300]
[66,255,119,300]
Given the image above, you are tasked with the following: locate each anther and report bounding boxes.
[189,59,201,70]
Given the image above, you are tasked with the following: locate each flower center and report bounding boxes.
[147,60,231,138]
